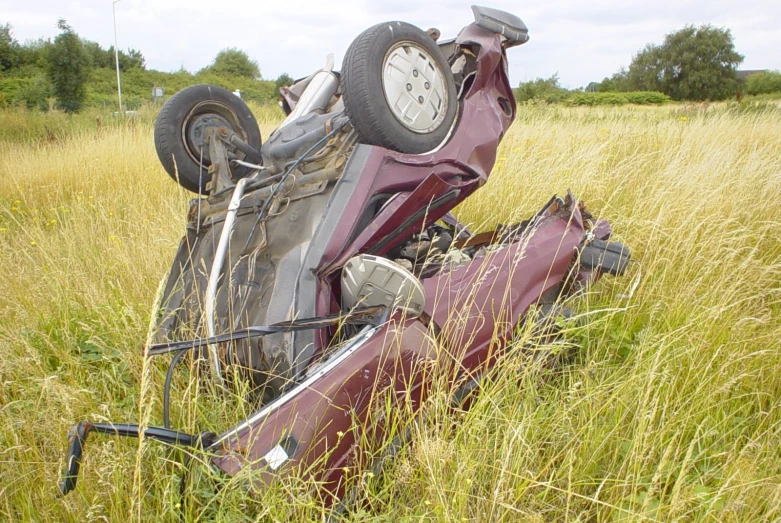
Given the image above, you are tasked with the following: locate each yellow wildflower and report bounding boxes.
[30,241,36,246]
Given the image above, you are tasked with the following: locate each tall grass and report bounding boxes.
[1,104,780,521]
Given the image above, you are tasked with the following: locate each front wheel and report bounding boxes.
[341,21,458,154]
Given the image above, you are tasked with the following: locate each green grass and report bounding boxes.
[1,103,780,521]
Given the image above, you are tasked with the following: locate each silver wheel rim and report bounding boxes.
[382,41,448,134]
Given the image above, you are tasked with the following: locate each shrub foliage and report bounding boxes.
[744,71,781,96]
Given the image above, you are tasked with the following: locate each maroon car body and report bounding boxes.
[205,22,620,502]
[58,7,630,507]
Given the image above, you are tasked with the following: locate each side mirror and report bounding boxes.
[341,254,426,318]
[471,5,529,46]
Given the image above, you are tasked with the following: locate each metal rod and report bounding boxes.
[112,0,123,114]
[58,421,212,496]
[228,134,263,163]
[197,146,203,235]
[231,159,265,170]
[163,349,187,428]
[204,177,250,386]
[147,306,387,356]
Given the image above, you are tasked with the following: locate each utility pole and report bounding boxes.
[113,0,123,113]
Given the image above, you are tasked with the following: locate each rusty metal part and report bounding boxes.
[399,240,432,260]
[194,166,342,226]
[452,229,498,249]
[205,127,234,194]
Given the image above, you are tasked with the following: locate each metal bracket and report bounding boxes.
[206,127,235,194]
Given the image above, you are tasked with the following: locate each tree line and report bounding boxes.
[1,20,296,113]
[517,24,781,103]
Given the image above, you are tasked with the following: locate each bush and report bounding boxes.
[569,91,669,106]
[515,74,569,103]
[80,67,278,110]
[744,71,781,96]
[624,91,671,104]
[0,75,32,105]
[18,74,52,110]
[569,92,628,105]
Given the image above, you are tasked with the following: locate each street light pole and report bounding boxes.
[112,0,123,113]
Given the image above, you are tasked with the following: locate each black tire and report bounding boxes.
[341,22,458,154]
[154,84,262,193]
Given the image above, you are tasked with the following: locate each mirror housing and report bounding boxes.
[471,5,529,47]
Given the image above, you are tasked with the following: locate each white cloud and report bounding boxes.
[0,0,778,87]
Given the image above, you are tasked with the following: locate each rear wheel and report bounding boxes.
[154,84,262,193]
[341,22,458,154]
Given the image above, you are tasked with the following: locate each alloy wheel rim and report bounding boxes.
[381,42,448,134]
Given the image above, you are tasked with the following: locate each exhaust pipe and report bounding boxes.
[279,55,338,129]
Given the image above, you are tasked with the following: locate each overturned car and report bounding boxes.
[59,6,630,507]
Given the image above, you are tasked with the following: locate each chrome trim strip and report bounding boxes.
[205,177,249,387]
[209,325,377,448]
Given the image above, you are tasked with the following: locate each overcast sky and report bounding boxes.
[1,0,778,88]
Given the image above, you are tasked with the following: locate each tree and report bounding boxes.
[275,72,293,92]
[203,48,260,79]
[0,23,20,71]
[596,77,615,92]
[122,48,145,70]
[17,38,50,69]
[46,19,91,113]
[625,25,743,101]
[83,40,145,71]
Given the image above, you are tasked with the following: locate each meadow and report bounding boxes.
[1,101,780,522]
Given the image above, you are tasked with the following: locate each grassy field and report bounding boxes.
[1,102,780,522]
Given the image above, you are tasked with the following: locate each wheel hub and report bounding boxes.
[186,113,232,163]
[181,100,246,167]
[382,42,448,133]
